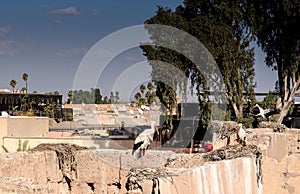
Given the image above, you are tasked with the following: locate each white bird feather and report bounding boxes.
[132,121,157,158]
[237,123,247,146]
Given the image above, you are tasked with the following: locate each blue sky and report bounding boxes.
[0,0,277,102]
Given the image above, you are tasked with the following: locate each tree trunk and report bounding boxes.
[277,101,292,124]
[277,76,300,124]
[232,102,243,121]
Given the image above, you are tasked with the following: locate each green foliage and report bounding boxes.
[72,88,106,104]
[247,0,300,123]
[17,139,30,152]
[9,79,17,91]
[94,88,102,104]
[67,90,73,104]
[134,82,157,106]
[261,92,277,109]
[22,73,28,92]
[45,91,60,95]
[141,0,256,124]
[238,117,254,128]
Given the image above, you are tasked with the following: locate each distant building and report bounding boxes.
[0,91,63,122]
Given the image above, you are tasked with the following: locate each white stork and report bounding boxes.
[132,121,158,158]
[252,104,278,120]
[237,123,248,146]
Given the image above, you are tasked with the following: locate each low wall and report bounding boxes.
[0,149,260,194]
[213,128,300,194]
[260,132,300,194]
[139,157,260,194]
[2,137,134,153]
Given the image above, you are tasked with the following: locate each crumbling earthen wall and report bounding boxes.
[0,148,260,194]
[0,150,124,194]
[213,128,300,194]
[137,157,260,194]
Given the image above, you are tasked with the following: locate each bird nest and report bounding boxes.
[30,143,88,173]
[203,144,261,161]
[259,121,287,133]
[30,143,88,189]
[203,144,263,187]
[125,144,263,192]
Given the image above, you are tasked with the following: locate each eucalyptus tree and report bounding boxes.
[247,0,300,123]
[141,0,256,124]
[141,7,217,128]
[181,0,256,120]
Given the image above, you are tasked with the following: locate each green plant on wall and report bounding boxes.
[1,140,30,153]
[17,139,30,152]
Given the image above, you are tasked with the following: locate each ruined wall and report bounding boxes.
[0,150,123,194]
[2,137,134,153]
[213,128,300,194]
[0,149,260,194]
[260,132,300,194]
[137,157,260,194]
[1,128,298,194]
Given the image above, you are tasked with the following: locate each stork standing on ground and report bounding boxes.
[237,123,248,146]
[132,121,158,158]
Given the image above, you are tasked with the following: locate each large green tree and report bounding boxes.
[141,7,212,128]
[141,0,256,123]
[248,0,300,123]
[72,88,104,104]
[94,88,102,104]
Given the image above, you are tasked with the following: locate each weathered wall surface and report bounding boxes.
[0,149,260,194]
[260,132,300,194]
[2,137,134,153]
[1,128,299,194]
[0,150,123,194]
[0,116,48,139]
[139,157,260,194]
[214,128,300,194]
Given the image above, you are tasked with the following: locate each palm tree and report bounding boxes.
[140,84,146,94]
[22,73,28,93]
[147,82,154,92]
[68,90,73,104]
[134,92,141,102]
[10,79,17,92]
[115,91,120,103]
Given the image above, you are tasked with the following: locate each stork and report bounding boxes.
[237,123,248,146]
[132,121,158,158]
[251,104,278,120]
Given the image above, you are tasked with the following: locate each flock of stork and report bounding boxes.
[131,103,275,158]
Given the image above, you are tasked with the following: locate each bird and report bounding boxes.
[251,104,278,120]
[236,123,248,146]
[132,121,158,158]
[1,111,10,118]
